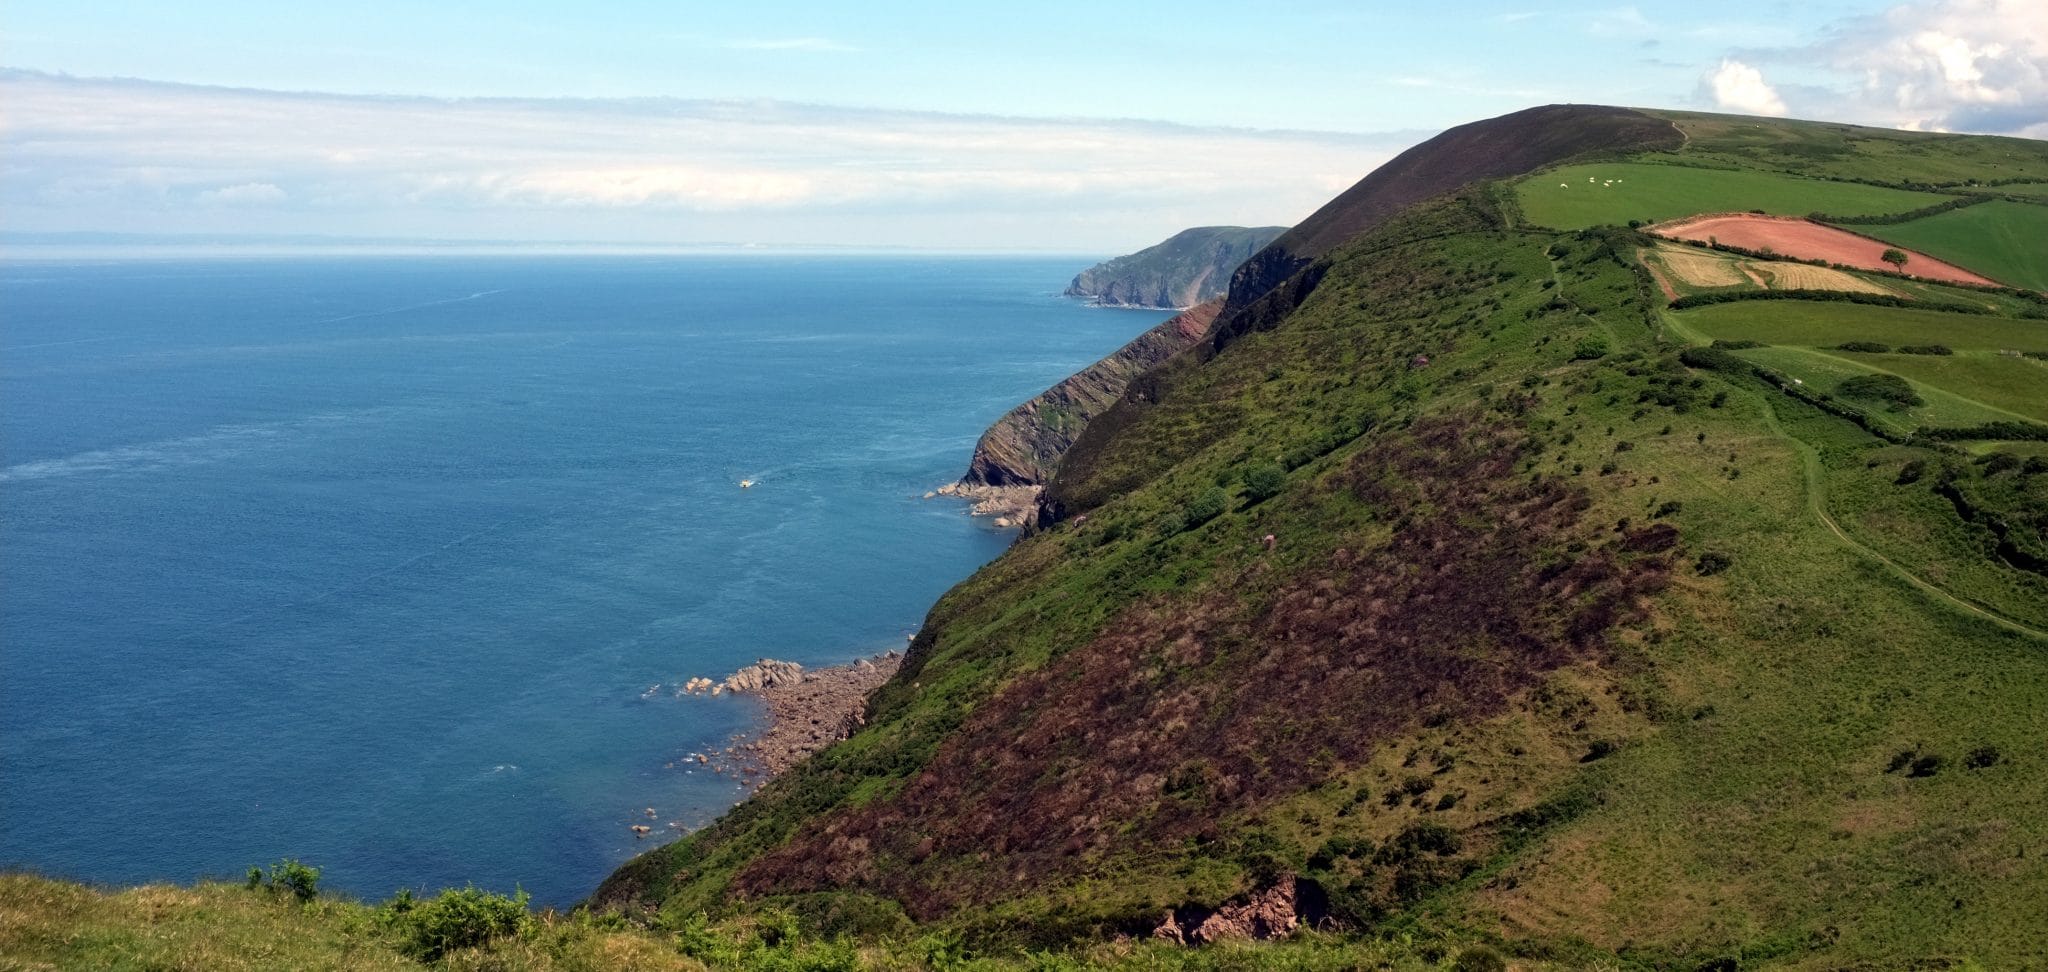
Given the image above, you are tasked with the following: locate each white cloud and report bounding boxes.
[1729,0,2047,134]
[196,182,288,205]
[1703,59,1789,116]
[0,71,1413,249]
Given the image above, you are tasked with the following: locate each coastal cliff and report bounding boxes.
[958,297,1222,489]
[1064,226,1285,309]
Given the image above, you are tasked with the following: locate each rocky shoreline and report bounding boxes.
[930,481,1040,528]
[700,652,904,783]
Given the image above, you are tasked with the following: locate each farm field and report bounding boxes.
[1651,214,1996,285]
[1732,345,2022,432]
[1855,199,2048,291]
[1643,243,1894,298]
[1831,349,2048,423]
[1516,161,1953,229]
[1678,301,2048,352]
[1994,182,2048,199]
[1655,110,2048,184]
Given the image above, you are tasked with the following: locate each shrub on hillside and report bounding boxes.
[1679,346,1746,374]
[1898,344,1953,355]
[246,859,320,902]
[1239,461,1288,503]
[382,885,531,961]
[1185,487,1229,526]
[1836,341,1892,353]
[1572,335,1610,361]
[1837,373,1922,409]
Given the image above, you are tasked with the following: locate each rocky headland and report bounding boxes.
[955,298,1222,493]
[1064,225,1285,309]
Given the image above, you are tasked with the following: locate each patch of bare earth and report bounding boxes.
[1648,214,1997,287]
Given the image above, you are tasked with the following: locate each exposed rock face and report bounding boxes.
[1153,876,1328,944]
[1064,226,1287,309]
[720,659,807,694]
[959,299,1221,488]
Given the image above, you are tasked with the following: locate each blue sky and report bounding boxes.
[4,1,2044,249]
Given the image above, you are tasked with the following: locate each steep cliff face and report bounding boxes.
[1064,226,1286,309]
[960,298,1221,487]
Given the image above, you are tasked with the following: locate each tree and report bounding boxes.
[1880,247,1909,270]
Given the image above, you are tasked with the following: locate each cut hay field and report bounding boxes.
[1678,301,2048,353]
[1855,199,2048,291]
[1516,162,1953,230]
[1751,261,1892,294]
[1644,244,1893,297]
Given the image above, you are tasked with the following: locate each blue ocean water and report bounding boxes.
[0,255,1157,905]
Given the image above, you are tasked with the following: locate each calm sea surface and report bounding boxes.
[0,255,1156,905]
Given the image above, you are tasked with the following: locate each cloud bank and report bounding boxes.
[1701,0,2048,135]
[0,71,1412,250]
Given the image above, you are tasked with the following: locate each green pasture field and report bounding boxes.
[1678,301,2048,353]
[1855,199,2048,291]
[1733,346,2023,432]
[1831,349,2048,423]
[1654,110,2048,184]
[1517,162,1954,230]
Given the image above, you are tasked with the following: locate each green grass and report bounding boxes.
[1677,301,2048,353]
[1855,199,2048,291]
[1516,161,1955,230]
[1832,350,2048,423]
[1733,346,2023,432]
[1654,110,2048,185]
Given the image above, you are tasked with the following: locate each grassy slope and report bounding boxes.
[603,131,2048,966]
[11,112,2045,972]
[1678,301,2048,352]
[1517,161,1952,230]
[1858,199,2048,291]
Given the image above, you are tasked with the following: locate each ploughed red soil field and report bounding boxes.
[1649,214,1999,287]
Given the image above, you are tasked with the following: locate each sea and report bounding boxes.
[0,253,1159,906]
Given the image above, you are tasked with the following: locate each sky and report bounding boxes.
[3,1,2045,251]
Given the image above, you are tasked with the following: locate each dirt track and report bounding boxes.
[1649,214,1998,287]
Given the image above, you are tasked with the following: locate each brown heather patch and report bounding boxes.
[734,415,1676,920]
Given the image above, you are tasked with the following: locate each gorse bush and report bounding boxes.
[1837,373,1922,409]
[1239,461,1288,503]
[1185,487,1229,526]
[381,884,530,961]
[245,859,320,902]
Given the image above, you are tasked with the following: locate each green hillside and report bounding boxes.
[1516,161,1952,229]
[11,108,2047,971]
[1858,199,2048,291]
